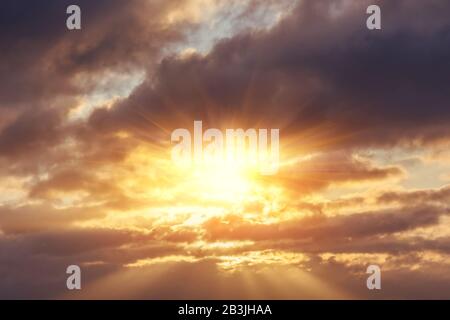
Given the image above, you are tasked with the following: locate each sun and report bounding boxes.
[197,163,253,193]
[85,133,284,231]
[185,157,258,203]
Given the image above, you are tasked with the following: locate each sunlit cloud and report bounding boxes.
[0,0,449,299]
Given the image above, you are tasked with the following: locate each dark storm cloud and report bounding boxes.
[0,0,192,171]
[90,0,450,149]
[1,0,450,168]
[1,224,448,299]
[0,224,187,299]
[0,0,183,109]
[3,0,450,170]
[0,108,65,159]
[0,228,183,299]
[300,254,450,300]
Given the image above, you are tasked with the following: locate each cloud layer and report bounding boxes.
[0,0,449,299]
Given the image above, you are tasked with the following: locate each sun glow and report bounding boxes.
[191,164,252,200]
[75,140,285,231]
[170,147,265,206]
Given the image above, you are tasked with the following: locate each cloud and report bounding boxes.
[259,151,403,193]
[0,227,183,298]
[0,109,65,160]
[86,0,450,151]
[0,205,105,234]
[61,255,450,299]
[203,205,449,241]
[0,0,194,175]
[0,0,186,109]
[1,0,449,299]
[377,185,450,206]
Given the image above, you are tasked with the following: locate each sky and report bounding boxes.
[0,0,449,299]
